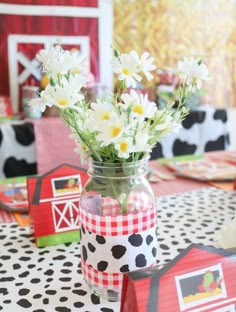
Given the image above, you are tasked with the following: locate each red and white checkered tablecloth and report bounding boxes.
[0,209,15,223]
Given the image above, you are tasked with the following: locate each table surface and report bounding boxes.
[1,184,236,311]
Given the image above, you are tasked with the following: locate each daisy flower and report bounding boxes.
[111,51,142,88]
[114,137,133,159]
[121,89,157,120]
[176,56,210,90]
[96,116,126,146]
[131,50,156,81]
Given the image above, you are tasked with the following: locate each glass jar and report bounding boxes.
[22,86,42,119]
[80,158,157,301]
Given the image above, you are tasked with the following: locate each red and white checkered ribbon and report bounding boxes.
[80,195,156,236]
[81,258,122,291]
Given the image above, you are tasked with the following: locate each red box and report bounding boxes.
[120,244,236,312]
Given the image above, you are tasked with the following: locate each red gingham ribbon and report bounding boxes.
[80,195,156,236]
[81,258,123,290]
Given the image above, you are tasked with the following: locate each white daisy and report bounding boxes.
[74,139,90,164]
[111,52,142,88]
[96,117,126,146]
[176,56,210,90]
[121,89,157,120]
[114,137,133,159]
[131,50,156,81]
[131,128,151,153]
[43,84,82,109]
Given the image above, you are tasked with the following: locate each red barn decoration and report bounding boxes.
[27,163,88,247]
[120,244,236,312]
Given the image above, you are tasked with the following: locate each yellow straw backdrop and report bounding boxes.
[114,0,236,108]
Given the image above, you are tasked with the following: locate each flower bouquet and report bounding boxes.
[30,44,209,299]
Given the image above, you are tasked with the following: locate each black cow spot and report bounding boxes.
[60,269,71,274]
[213,109,227,123]
[182,111,205,129]
[0,277,14,282]
[91,293,100,304]
[7,248,17,253]
[45,290,57,295]
[55,307,71,312]
[59,277,71,282]
[173,140,197,156]
[97,261,108,272]
[81,226,86,235]
[128,234,143,247]
[146,235,153,245]
[0,255,10,260]
[152,247,157,257]
[205,135,227,152]
[63,262,73,267]
[17,298,32,308]
[74,283,82,288]
[33,294,42,299]
[53,255,66,261]
[19,271,30,278]
[31,278,40,284]
[0,130,2,146]
[43,298,49,304]
[82,246,88,261]
[120,264,129,272]
[0,288,8,295]
[101,307,115,312]
[111,245,127,259]
[72,289,87,296]
[18,288,30,295]
[88,243,96,252]
[3,157,37,178]
[60,297,68,302]
[13,263,21,270]
[160,244,169,250]
[44,269,54,276]
[150,142,163,160]
[74,302,84,308]
[96,235,106,244]
[12,122,35,145]
[135,254,147,267]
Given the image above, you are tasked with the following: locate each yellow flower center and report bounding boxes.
[133,105,144,115]
[122,68,130,76]
[58,99,68,106]
[120,142,128,152]
[102,113,110,120]
[82,145,87,152]
[112,127,121,137]
[72,68,80,75]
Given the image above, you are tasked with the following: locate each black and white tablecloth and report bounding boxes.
[0,187,236,311]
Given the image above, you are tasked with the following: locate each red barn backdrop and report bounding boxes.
[0,0,113,113]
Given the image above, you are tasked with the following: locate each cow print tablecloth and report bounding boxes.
[0,187,235,311]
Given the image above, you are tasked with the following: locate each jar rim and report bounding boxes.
[89,157,149,168]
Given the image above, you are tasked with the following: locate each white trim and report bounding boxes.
[99,0,114,90]
[40,194,80,203]
[0,3,100,17]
